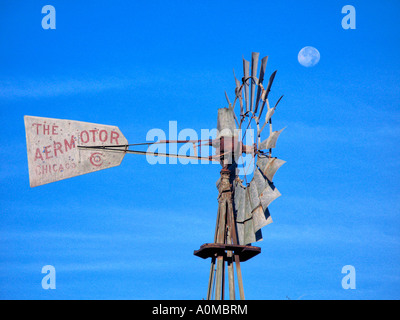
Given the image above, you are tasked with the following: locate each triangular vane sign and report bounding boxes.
[24,115,128,187]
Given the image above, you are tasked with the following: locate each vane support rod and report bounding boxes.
[78,145,218,162]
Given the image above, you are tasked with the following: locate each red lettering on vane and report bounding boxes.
[34,148,44,161]
[111,131,119,144]
[80,131,89,143]
[53,142,63,157]
[35,162,76,176]
[44,145,53,159]
[99,130,108,142]
[64,136,75,152]
[43,125,50,135]
[32,123,60,135]
[32,123,42,135]
[89,129,98,142]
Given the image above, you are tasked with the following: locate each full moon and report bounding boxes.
[298,46,320,67]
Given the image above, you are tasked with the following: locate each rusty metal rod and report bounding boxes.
[78,139,213,148]
[78,146,220,162]
[206,256,216,300]
[214,198,227,300]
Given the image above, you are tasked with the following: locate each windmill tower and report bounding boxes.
[24,52,284,300]
[194,52,285,300]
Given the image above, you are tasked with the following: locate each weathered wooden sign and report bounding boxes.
[24,115,128,187]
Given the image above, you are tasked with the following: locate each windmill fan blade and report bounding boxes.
[224,91,231,106]
[243,196,257,244]
[234,71,244,116]
[248,178,260,212]
[265,96,283,124]
[233,180,260,245]
[250,52,259,113]
[232,165,279,245]
[258,70,278,120]
[243,58,250,113]
[259,128,285,150]
[258,95,283,135]
[252,205,272,235]
[233,180,246,245]
[265,105,276,124]
[254,56,268,114]
[264,70,277,100]
[260,183,281,210]
[234,179,258,245]
[252,167,277,227]
[256,156,286,182]
[254,165,281,210]
[274,94,284,109]
[232,153,285,246]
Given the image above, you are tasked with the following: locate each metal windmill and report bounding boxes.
[24,52,285,300]
[193,52,285,300]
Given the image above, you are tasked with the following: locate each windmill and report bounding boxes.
[193,52,285,300]
[24,52,285,300]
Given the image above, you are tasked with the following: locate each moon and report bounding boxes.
[298,46,320,67]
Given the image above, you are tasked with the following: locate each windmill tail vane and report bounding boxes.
[23,52,285,301]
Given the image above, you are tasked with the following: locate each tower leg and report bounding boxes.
[214,197,227,300]
[227,250,235,300]
[234,255,245,300]
[206,256,215,300]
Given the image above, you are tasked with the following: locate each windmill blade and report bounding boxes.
[258,70,277,119]
[265,105,276,124]
[254,56,268,114]
[233,165,279,245]
[234,181,258,245]
[251,167,277,229]
[264,70,277,100]
[250,52,259,113]
[232,155,285,246]
[225,90,240,126]
[24,115,128,187]
[233,181,246,245]
[243,189,257,244]
[252,205,272,236]
[258,95,284,136]
[242,58,250,113]
[267,95,284,123]
[248,177,260,211]
[224,91,231,106]
[234,71,244,117]
[260,183,281,210]
[256,156,286,182]
[274,94,284,109]
[259,128,285,150]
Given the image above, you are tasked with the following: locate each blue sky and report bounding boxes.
[1,0,400,299]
